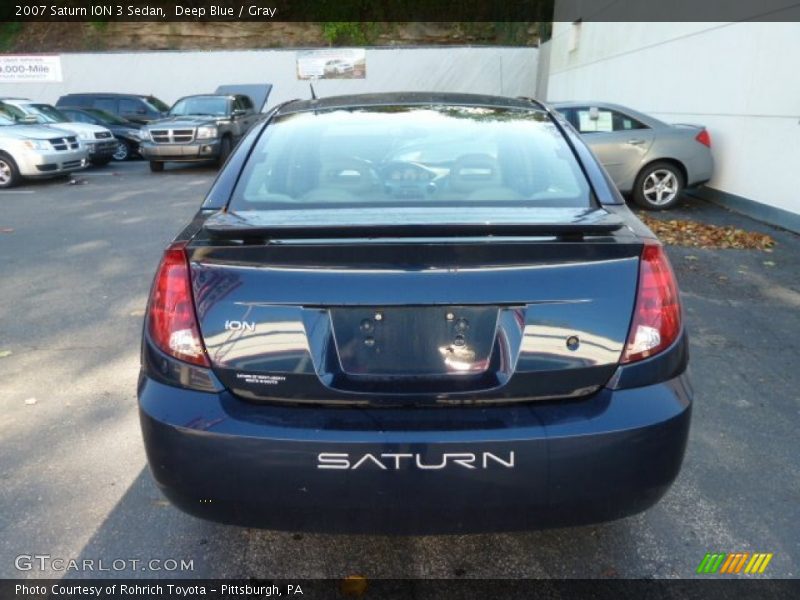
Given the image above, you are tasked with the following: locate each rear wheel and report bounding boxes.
[149,161,164,172]
[0,154,20,188]
[112,141,130,161]
[633,162,684,210]
[216,136,232,168]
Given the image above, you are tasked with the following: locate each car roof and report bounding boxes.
[60,93,156,98]
[277,92,546,115]
[177,94,233,99]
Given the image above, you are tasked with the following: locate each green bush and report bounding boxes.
[0,22,21,52]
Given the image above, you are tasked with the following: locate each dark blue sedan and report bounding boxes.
[138,93,691,534]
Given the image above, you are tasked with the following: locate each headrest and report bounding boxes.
[449,154,502,193]
[319,158,375,194]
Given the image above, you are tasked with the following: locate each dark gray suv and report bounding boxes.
[139,94,261,172]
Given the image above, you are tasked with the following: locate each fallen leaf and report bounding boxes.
[0,350,11,358]
[129,309,145,317]
[0,228,13,233]
[24,397,37,405]
[638,213,775,250]
[763,261,776,267]
[684,255,698,261]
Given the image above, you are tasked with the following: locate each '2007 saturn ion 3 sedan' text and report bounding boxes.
[138,93,692,534]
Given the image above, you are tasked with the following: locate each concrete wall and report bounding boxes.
[0,46,538,110]
[545,20,800,226]
[535,40,551,99]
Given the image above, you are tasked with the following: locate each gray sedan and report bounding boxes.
[552,102,713,210]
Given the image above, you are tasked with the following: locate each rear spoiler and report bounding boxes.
[202,208,624,241]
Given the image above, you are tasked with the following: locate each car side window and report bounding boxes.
[613,111,648,131]
[68,111,91,123]
[574,107,648,134]
[238,95,254,112]
[558,108,580,130]
[94,98,117,114]
[120,98,143,115]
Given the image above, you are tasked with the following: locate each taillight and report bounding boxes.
[621,242,681,364]
[147,242,209,367]
[695,129,711,148]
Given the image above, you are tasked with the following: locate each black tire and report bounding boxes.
[149,161,164,172]
[632,161,684,210]
[112,141,130,161]
[0,153,21,188]
[91,157,112,167]
[216,136,232,168]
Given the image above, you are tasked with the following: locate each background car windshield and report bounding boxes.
[0,103,29,122]
[169,96,228,117]
[86,108,128,125]
[30,104,69,123]
[146,96,169,112]
[231,105,592,211]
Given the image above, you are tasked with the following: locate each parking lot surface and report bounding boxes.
[0,162,798,583]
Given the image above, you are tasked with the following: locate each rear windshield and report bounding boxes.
[229,105,592,211]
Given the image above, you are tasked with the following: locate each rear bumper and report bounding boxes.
[140,140,220,162]
[139,373,691,534]
[685,149,714,187]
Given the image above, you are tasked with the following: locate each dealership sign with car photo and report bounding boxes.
[0,55,62,82]
[296,48,366,80]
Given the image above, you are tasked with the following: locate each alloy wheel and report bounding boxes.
[0,159,12,185]
[113,142,129,161]
[642,169,679,206]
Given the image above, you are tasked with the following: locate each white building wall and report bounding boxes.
[0,46,537,110]
[545,20,800,221]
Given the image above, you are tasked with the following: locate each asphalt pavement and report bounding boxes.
[0,161,798,584]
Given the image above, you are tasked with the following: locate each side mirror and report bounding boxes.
[588,107,600,121]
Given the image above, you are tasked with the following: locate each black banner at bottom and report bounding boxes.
[2,579,799,600]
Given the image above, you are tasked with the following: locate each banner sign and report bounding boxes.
[0,55,63,82]
[296,48,366,80]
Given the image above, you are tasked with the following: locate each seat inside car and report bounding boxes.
[302,157,377,202]
[447,153,523,201]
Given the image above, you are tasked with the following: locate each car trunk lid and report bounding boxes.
[188,207,642,406]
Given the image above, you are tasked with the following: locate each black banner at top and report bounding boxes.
[3,0,800,22]
[4,1,552,22]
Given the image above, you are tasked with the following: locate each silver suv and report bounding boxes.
[1,98,118,166]
[0,111,88,188]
